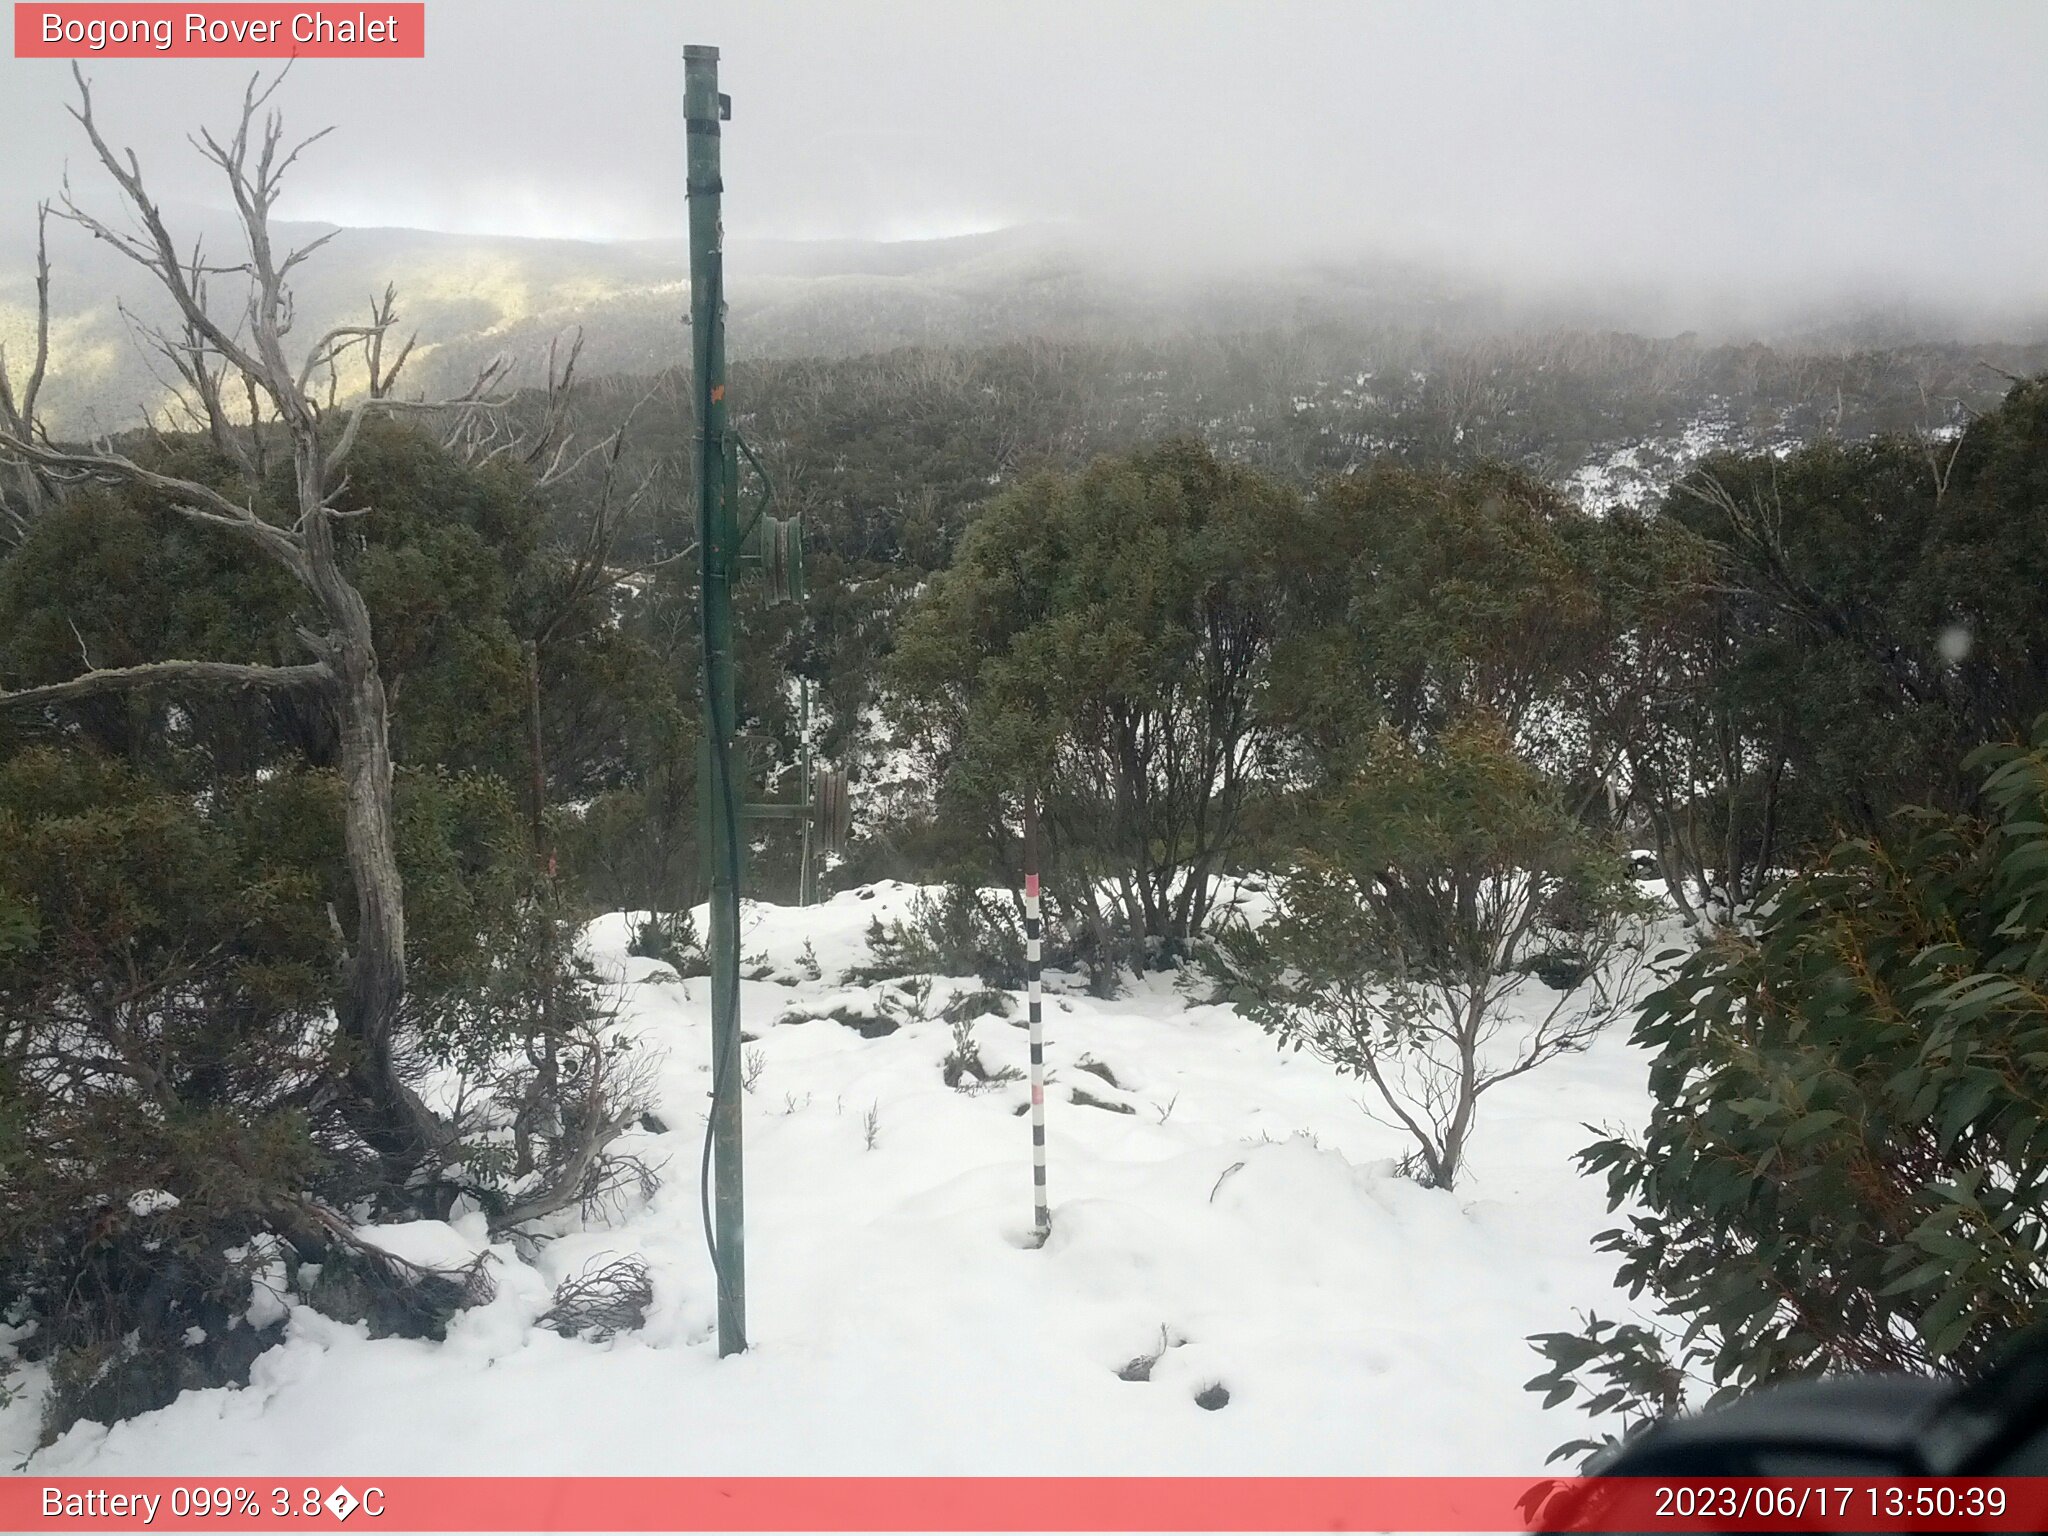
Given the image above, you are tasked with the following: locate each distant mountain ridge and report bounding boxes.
[3,213,2043,434]
[0,217,1139,429]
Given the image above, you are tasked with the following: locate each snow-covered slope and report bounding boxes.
[4,882,1657,1476]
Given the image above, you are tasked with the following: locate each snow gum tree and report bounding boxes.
[891,439,1310,974]
[1263,461,1612,784]
[1215,716,1645,1190]
[1201,461,1643,1190]
[1579,377,2048,932]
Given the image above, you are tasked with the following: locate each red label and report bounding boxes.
[15,5,425,57]
[6,1477,2048,1532]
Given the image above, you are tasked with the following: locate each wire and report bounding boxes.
[734,429,776,550]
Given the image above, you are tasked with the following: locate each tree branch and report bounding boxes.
[0,203,53,435]
[62,64,278,394]
[0,658,330,709]
[0,432,310,577]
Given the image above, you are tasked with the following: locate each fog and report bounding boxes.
[1,0,2045,325]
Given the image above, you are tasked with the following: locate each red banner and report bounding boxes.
[14,5,424,58]
[5,1476,2048,1532]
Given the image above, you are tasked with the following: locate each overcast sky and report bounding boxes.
[2,1,2044,311]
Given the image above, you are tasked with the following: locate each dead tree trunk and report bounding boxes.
[326,564,420,1170]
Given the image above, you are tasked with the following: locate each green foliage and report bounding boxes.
[854,886,1027,988]
[333,427,531,773]
[892,440,1306,967]
[1216,718,1645,1190]
[1534,722,2048,1455]
[0,412,673,1437]
[0,738,603,1439]
[394,770,557,1067]
[941,1011,1024,1093]
[0,470,302,772]
[0,419,682,817]
[1620,377,2048,922]
[0,749,331,1442]
[853,910,942,984]
[1282,463,1608,763]
[558,762,698,919]
[1525,1313,1693,1465]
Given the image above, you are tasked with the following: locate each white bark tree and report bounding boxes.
[0,69,511,1187]
[0,204,53,537]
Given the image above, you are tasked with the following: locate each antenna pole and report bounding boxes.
[686,41,746,1357]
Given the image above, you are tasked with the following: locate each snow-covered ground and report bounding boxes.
[3,882,1659,1477]
[1564,412,1745,512]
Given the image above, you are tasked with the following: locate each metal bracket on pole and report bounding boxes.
[743,766,853,850]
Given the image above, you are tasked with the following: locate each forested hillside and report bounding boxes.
[3,67,2045,1477]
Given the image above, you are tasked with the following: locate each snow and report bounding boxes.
[352,1217,492,1273]
[125,1190,180,1217]
[2,883,1662,1477]
[222,1237,293,1333]
[1564,411,1744,512]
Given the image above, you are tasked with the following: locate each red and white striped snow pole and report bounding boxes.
[1024,790,1050,1237]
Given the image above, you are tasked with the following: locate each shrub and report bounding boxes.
[1529,723,2048,1462]
[0,750,644,1439]
[851,885,1053,987]
[628,908,708,977]
[535,1253,653,1342]
[1214,718,1646,1190]
[0,752,335,1441]
[942,1017,1024,1091]
[890,441,1306,971]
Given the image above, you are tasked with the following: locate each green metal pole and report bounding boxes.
[686,42,745,1357]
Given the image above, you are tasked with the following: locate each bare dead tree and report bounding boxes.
[426,328,606,491]
[0,204,54,537]
[531,389,665,649]
[1914,379,1970,505]
[358,284,416,403]
[112,233,260,472]
[491,1014,658,1232]
[535,1252,654,1340]
[0,68,516,1189]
